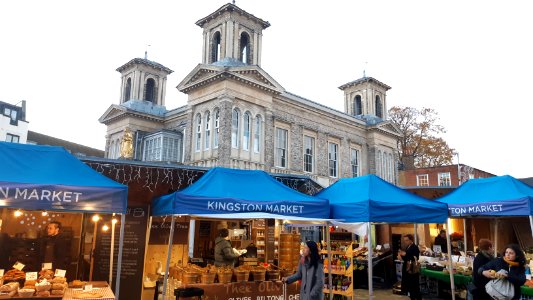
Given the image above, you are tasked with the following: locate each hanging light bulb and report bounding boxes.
[14,210,23,217]
[92,215,100,222]
[42,211,49,217]
[112,218,118,225]
[102,224,110,232]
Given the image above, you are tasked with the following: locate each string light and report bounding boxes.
[102,224,109,232]
[92,215,100,222]
[14,210,23,217]
[42,211,49,217]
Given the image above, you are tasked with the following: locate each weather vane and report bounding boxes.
[363,61,368,78]
[232,0,236,4]
[144,44,151,60]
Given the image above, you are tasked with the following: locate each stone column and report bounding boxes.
[253,31,259,65]
[263,109,274,170]
[216,96,234,167]
[182,109,194,164]
[202,31,208,64]
[316,132,328,177]
[290,124,303,173]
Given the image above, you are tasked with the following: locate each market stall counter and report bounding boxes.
[181,281,299,300]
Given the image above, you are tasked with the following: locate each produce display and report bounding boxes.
[0,268,69,298]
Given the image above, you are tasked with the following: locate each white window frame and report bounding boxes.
[231,109,240,149]
[416,174,429,186]
[253,115,261,153]
[195,114,202,152]
[214,110,220,149]
[303,135,315,173]
[438,172,452,186]
[204,112,211,150]
[243,112,251,151]
[5,133,19,143]
[143,132,182,162]
[350,148,360,177]
[328,142,338,178]
[275,128,288,168]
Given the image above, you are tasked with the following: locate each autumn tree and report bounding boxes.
[388,106,455,169]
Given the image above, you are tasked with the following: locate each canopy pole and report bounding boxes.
[114,214,126,299]
[325,222,333,300]
[367,222,373,300]
[109,216,116,286]
[530,216,533,241]
[494,219,499,257]
[446,219,456,300]
[414,224,418,245]
[463,219,467,253]
[162,216,176,299]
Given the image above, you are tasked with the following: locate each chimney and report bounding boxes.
[21,100,27,121]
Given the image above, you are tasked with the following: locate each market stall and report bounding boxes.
[0,142,128,299]
[316,174,450,299]
[151,167,330,299]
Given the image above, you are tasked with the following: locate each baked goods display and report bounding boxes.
[74,291,104,298]
[2,269,25,282]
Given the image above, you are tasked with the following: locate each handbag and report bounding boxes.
[485,278,515,300]
[406,256,420,274]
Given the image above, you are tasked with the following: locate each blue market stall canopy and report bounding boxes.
[0,142,128,213]
[152,167,329,219]
[316,174,448,224]
[437,175,533,217]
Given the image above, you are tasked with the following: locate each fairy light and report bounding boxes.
[42,211,49,217]
[102,224,110,232]
[92,215,100,222]
[14,210,23,217]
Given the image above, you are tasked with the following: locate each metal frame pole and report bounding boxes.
[367,222,373,299]
[114,214,126,299]
[161,216,176,299]
[325,223,333,300]
[446,219,456,300]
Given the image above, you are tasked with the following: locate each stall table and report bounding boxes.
[522,286,533,297]
[420,268,472,285]
[183,281,299,300]
[63,287,116,300]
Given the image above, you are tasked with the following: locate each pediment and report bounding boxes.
[98,105,127,124]
[372,121,402,137]
[177,64,285,95]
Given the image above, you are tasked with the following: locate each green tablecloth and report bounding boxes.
[522,285,533,296]
[420,268,472,285]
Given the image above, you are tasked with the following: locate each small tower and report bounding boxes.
[338,77,391,119]
[195,3,270,66]
[116,58,173,106]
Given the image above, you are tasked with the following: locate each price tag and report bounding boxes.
[0,269,4,277]
[13,261,25,271]
[54,269,67,278]
[42,263,53,270]
[83,284,93,292]
[26,272,38,281]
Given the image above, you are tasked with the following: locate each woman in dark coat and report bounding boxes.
[479,244,526,300]
[472,239,494,300]
[399,234,421,300]
[283,241,324,300]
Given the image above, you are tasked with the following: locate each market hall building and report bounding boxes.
[98,3,401,188]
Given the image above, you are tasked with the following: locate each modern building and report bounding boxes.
[0,100,28,143]
[99,3,401,187]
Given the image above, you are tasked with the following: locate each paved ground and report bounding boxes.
[353,289,443,299]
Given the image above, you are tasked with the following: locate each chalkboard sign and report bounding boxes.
[148,222,189,244]
[92,206,149,300]
[266,219,276,264]
[199,221,211,237]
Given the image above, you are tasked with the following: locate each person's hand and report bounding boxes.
[240,249,247,255]
[281,277,287,284]
[483,270,496,279]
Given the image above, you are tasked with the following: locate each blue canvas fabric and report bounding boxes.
[0,142,127,213]
[437,175,533,217]
[152,167,329,219]
[315,174,448,224]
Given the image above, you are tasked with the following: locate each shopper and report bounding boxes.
[480,244,526,300]
[40,221,70,270]
[282,241,324,300]
[0,224,11,269]
[471,239,494,300]
[398,234,421,300]
[214,228,246,267]
[433,229,448,253]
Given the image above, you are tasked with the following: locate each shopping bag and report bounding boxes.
[406,257,420,274]
[485,278,514,300]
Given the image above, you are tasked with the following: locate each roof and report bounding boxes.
[338,76,392,91]
[195,3,270,29]
[116,58,173,74]
[27,131,104,158]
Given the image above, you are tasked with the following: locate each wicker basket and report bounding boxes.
[266,270,280,281]
[251,270,266,282]
[201,273,216,284]
[234,270,249,282]
[182,273,199,284]
[217,271,233,283]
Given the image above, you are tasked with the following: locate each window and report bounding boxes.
[275,128,288,168]
[5,133,19,143]
[144,78,156,103]
[243,112,251,151]
[231,109,240,148]
[377,150,382,177]
[240,32,251,64]
[253,116,261,153]
[195,114,202,152]
[3,108,17,125]
[143,132,182,162]
[213,110,220,149]
[350,148,360,177]
[354,95,362,115]
[388,153,394,182]
[328,142,338,177]
[124,78,132,101]
[109,140,115,159]
[303,136,315,173]
[204,112,211,150]
[211,32,221,63]
[417,174,429,186]
[438,172,452,186]
[375,95,382,118]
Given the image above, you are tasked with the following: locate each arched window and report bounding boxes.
[195,114,202,152]
[254,115,262,153]
[114,140,120,159]
[213,109,220,149]
[354,95,362,115]
[377,150,382,177]
[240,32,251,64]
[243,112,251,151]
[204,112,211,150]
[211,32,221,63]
[375,95,382,118]
[124,78,132,102]
[144,78,156,103]
[389,153,394,182]
[109,140,115,159]
[231,109,240,148]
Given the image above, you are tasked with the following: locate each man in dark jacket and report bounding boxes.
[41,221,70,270]
[214,228,245,267]
[434,229,448,253]
[472,239,494,300]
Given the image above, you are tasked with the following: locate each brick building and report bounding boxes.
[399,164,496,188]
[98,3,401,187]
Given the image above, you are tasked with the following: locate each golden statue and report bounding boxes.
[120,128,134,159]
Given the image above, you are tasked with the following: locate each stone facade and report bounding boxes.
[99,3,402,187]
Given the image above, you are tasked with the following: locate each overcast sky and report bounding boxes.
[1,0,532,178]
